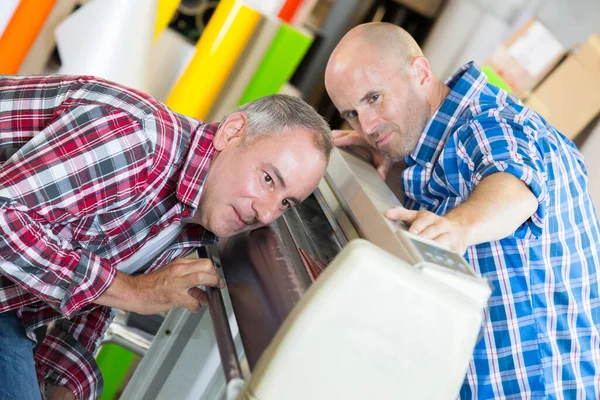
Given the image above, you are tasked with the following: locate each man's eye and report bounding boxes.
[345,111,357,120]
[282,199,291,209]
[368,94,379,104]
[264,172,273,184]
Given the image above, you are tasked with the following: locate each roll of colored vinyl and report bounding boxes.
[165,0,261,120]
[277,0,302,23]
[147,28,196,102]
[154,0,180,39]
[482,65,513,93]
[19,0,79,74]
[238,23,312,106]
[0,0,56,74]
[206,16,280,122]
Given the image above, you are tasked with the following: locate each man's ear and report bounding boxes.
[410,56,432,86]
[213,112,248,151]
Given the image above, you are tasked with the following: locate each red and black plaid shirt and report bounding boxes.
[0,75,218,399]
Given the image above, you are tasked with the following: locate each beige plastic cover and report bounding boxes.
[242,239,490,400]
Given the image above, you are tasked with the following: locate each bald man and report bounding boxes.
[325,22,600,399]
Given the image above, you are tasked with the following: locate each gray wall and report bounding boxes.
[536,0,600,48]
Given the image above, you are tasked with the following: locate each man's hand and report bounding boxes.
[384,173,537,255]
[385,207,469,254]
[132,258,225,314]
[96,258,225,314]
[333,130,393,180]
[46,385,75,400]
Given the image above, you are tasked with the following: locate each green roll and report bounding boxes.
[238,23,313,105]
[482,64,513,94]
[97,343,137,399]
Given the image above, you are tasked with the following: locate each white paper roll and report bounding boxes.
[205,16,280,122]
[241,0,285,18]
[0,0,20,39]
[291,0,318,27]
[147,28,196,102]
[55,0,156,91]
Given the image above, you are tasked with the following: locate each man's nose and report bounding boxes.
[358,109,379,137]
[253,198,281,226]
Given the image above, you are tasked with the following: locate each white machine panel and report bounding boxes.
[324,148,491,305]
[243,240,489,400]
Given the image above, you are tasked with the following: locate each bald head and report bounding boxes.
[326,23,423,80]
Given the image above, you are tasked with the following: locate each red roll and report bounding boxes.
[277,0,302,23]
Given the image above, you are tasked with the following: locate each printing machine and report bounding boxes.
[120,148,491,400]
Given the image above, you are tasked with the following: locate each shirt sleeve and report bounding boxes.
[454,114,548,239]
[0,103,154,317]
[35,306,115,400]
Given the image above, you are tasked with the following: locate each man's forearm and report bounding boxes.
[94,258,225,315]
[94,271,139,311]
[445,172,538,247]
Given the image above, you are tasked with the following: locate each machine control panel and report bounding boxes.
[324,148,487,288]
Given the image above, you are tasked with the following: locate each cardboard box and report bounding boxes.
[575,33,600,69]
[485,18,565,98]
[524,34,600,139]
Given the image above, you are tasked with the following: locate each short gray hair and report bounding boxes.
[227,94,333,162]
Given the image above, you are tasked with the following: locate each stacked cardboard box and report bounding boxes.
[525,34,600,139]
[483,16,600,140]
[485,18,566,99]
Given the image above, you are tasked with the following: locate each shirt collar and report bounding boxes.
[407,62,488,170]
[176,122,220,209]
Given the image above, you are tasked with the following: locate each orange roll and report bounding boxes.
[0,0,56,74]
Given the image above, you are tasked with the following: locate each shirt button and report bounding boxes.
[182,209,191,218]
[150,225,160,234]
[426,162,432,168]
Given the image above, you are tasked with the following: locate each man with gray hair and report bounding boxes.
[0,74,332,400]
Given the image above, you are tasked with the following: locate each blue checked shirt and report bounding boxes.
[402,62,600,399]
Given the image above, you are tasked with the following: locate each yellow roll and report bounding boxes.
[154,0,179,39]
[165,0,260,120]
